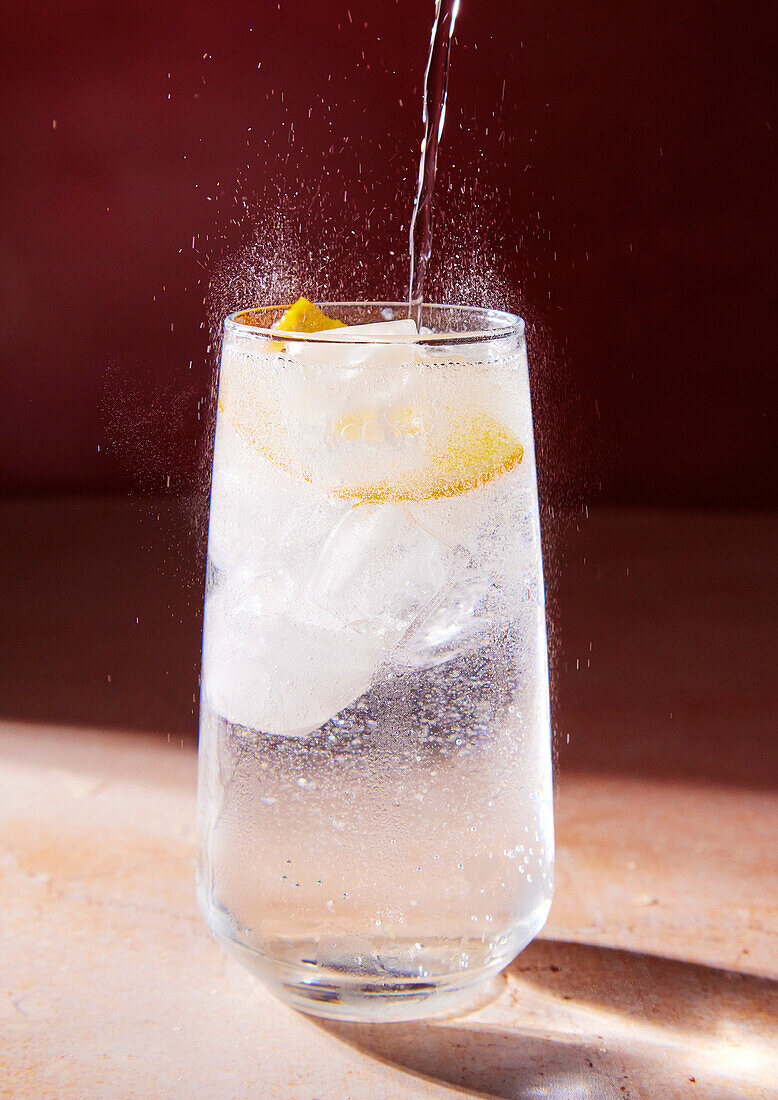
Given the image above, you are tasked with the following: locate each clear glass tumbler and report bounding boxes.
[197,302,553,1021]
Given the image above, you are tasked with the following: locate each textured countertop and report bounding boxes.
[1,501,776,1098]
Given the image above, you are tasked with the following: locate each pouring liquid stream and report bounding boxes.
[408,0,460,326]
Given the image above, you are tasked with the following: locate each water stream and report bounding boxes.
[407,0,461,323]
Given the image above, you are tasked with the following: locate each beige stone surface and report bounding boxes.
[2,720,776,1099]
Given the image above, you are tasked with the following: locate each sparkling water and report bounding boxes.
[197,304,553,1020]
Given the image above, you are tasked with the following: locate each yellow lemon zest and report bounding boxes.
[333,411,523,504]
[273,297,346,333]
[232,298,345,351]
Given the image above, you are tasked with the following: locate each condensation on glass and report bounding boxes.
[197,303,554,1021]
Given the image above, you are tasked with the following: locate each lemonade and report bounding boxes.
[197,301,553,1020]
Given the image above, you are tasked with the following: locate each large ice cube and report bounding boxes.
[203,500,461,736]
[207,425,352,576]
[215,330,433,502]
[202,581,382,737]
[306,503,454,638]
[288,319,419,369]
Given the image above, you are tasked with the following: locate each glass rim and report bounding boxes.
[224,301,524,344]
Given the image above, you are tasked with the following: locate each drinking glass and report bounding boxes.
[197,302,553,1021]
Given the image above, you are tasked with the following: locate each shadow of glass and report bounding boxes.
[314,939,778,1099]
[505,939,775,1026]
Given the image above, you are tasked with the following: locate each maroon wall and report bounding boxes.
[1,0,775,504]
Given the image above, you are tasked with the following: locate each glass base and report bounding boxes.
[201,891,551,1022]
[216,931,510,1022]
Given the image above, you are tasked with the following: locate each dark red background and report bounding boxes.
[1,0,775,505]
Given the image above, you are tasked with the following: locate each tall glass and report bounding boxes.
[197,303,553,1021]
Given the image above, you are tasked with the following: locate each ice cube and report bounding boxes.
[396,567,494,669]
[395,483,544,669]
[287,318,419,369]
[202,581,382,737]
[407,476,539,585]
[306,503,454,639]
[207,425,351,575]
[310,319,419,340]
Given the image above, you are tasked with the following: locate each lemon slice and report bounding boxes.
[333,411,523,503]
[273,297,346,333]
[219,315,523,501]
